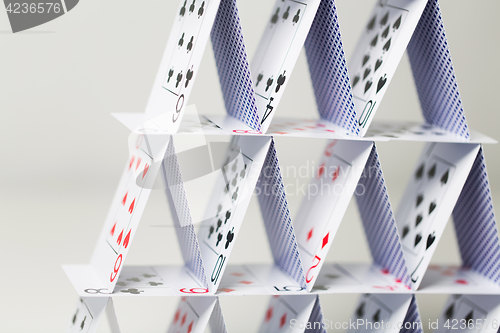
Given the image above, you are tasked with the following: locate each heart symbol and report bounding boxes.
[5,0,79,33]
[376,74,387,93]
[426,232,436,249]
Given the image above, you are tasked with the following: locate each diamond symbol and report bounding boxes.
[265,307,273,322]
[239,280,253,285]
[321,232,329,249]
[307,228,313,241]
[217,288,235,293]
[280,313,287,328]
[230,272,244,276]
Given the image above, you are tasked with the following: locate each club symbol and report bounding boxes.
[240,165,247,178]
[356,302,365,317]
[216,232,223,246]
[225,210,231,224]
[126,277,141,282]
[363,67,371,80]
[415,163,424,180]
[414,233,422,247]
[187,36,194,52]
[375,58,383,72]
[382,38,391,52]
[175,71,183,88]
[185,67,194,88]
[402,225,409,238]
[393,14,402,30]
[370,34,378,47]
[275,71,286,93]
[256,73,263,86]
[232,187,239,201]
[352,75,360,88]
[80,316,87,330]
[121,288,144,294]
[179,0,186,17]
[225,228,234,249]
[143,274,155,278]
[189,0,196,14]
[148,281,163,286]
[271,8,280,24]
[208,225,214,238]
[198,1,205,18]
[292,9,300,24]
[167,67,174,82]
[265,76,274,92]
[72,309,78,324]
[116,281,127,286]
[376,74,387,93]
[231,174,238,187]
[380,11,389,26]
[381,25,389,39]
[231,159,238,172]
[364,80,372,94]
[362,54,370,66]
[216,219,222,232]
[283,6,290,20]
[178,33,185,48]
[367,15,376,31]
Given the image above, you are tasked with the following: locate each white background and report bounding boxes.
[1,0,499,332]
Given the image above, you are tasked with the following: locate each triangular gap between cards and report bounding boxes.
[66,297,117,333]
[256,138,307,288]
[166,296,218,333]
[210,0,261,131]
[304,0,360,136]
[407,0,470,140]
[209,298,228,333]
[452,146,500,284]
[355,143,412,288]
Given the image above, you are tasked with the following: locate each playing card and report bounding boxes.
[90,134,164,292]
[259,295,317,333]
[395,143,480,287]
[216,265,266,295]
[251,0,321,132]
[66,298,109,333]
[198,136,272,292]
[347,294,413,333]
[209,298,228,333]
[144,0,221,132]
[434,295,500,333]
[294,140,373,290]
[349,0,427,135]
[167,296,217,333]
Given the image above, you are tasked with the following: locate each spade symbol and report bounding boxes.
[187,36,194,52]
[225,210,231,223]
[352,75,360,88]
[415,233,422,247]
[356,302,365,317]
[80,316,87,330]
[175,71,183,88]
[465,310,474,322]
[256,73,263,86]
[167,68,174,82]
[415,214,423,227]
[363,67,371,80]
[426,232,436,249]
[225,228,235,249]
[276,71,286,93]
[283,6,290,20]
[362,54,370,66]
[416,194,424,207]
[216,233,223,246]
[373,309,381,322]
[185,67,194,88]
[178,33,185,48]
[415,163,424,180]
[393,14,402,30]
[370,34,378,47]
[198,1,205,17]
[375,58,383,71]
[381,25,389,39]
[428,163,436,178]
[367,15,376,31]
[429,201,437,214]
[179,1,187,17]
[292,9,300,24]
[265,76,274,92]
[189,0,196,14]
[376,74,387,93]
[382,38,391,52]
[364,80,373,94]
[380,12,389,26]
[72,309,78,324]
[271,8,280,24]
[402,225,409,238]
[441,170,449,185]
[445,303,454,319]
